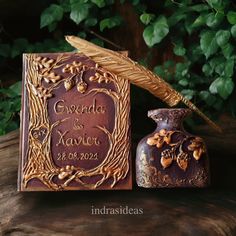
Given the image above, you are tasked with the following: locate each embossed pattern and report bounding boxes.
[136,152,208,188]
[147,129,206,171]
[20,53,131,190]
[136,108,209,188]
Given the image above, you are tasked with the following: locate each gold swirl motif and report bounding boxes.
[22,53,130,190]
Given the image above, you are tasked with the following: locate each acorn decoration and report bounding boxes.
[64,79,74,91]
[77,81,88,93]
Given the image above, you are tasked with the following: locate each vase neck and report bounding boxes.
[148,108,191,131]
[154,120,184,131]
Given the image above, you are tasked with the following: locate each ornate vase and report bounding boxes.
[136,108,210,188]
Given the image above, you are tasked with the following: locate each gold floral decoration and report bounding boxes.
[146,129,173,148]
[188,137,206,161]
[58,165,76,180]
[89,63,113,84]
[147,129,206,171]
[62,61,86,74]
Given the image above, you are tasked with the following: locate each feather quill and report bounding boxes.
[65,35,221,132]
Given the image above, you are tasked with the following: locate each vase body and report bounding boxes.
[136,108,210,188]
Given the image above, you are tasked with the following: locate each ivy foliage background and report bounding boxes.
[0,0,236,135]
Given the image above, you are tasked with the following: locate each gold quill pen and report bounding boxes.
[66,35,221,132]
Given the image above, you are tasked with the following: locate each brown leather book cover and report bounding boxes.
[18,52,131,191]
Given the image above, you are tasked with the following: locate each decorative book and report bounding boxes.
[18,52,131,191]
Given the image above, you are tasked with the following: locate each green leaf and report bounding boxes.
[59,0,71,12]
[209,57,224,70]
[163,60,175,69]
[227,11,236,25]
[191,14,207,28]
[175,62,189,79]
[202,63,213,76]
[231,25,236,38]
[0,44,11,57]
[9,81,22,96]
[173,44,186,56]
[189,4,210,12]
[0,88,17,98]
[207,0,227,11]
[40,4,63,28]
[206,12,224,28]
[209,77,222,94]
[215,30,231,47]
[215,62,225,75]
[91,0,105,7]
[190,44,203,62]
[168,12,186,27]
[70,3,89,24]
[153,65,165,77]
[214,59,234,77]
[12,98,21,111]
[200,31,218,59]
[85,18,98,27]
[178,79,188,86]
[140,13,155,25]
[1,111,12,123]
[218,78,234,99]
[199,91,216,105]
[181,89,195,100]
[184,15,195,34]
[143,15,169,47]
[139,58,148,67]
[48,22,57,32]
[222,43,234,59]
[210,77,234,99]
[99,16,122,31]
[224,59,234,77]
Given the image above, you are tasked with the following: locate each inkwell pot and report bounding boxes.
[136,108,210,188]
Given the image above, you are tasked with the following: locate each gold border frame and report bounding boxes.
[21,53,131,190]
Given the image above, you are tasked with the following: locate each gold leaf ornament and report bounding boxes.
[160,149,174,169]
[176,152,188,171]
[147,129,173,148]
[62,61,83,74]
[188,137,206,161]
[89,72,111,84]
[161,156,173,169]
